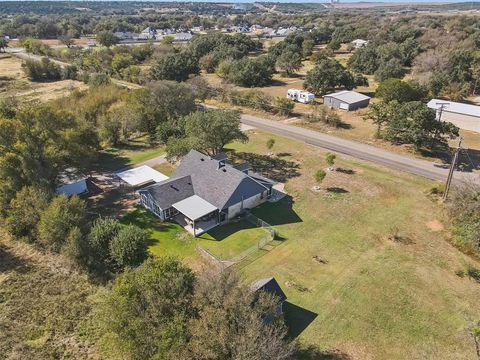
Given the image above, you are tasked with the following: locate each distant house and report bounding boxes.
[251,277,287,316]
[351,39,369,48]
[427,99,480,133]
[323,90,371,111]
[139,27,157,40]
[114,31,135,40]
[175,32,193,41]
[139,150,275,236]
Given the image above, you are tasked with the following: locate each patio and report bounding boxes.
[172,195,221,236]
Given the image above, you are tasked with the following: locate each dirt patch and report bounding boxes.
[427,220,445,232]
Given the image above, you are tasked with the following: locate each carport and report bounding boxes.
[116,165,169,188]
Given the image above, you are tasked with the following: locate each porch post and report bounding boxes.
[193,219,196,237]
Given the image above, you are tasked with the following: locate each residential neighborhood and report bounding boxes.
[1,1,480,360]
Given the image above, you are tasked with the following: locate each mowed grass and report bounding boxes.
[121,207,198,260]
[197,219,269,260]
[226,130,480,360]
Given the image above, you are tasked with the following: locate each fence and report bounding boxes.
[195,211,278,267]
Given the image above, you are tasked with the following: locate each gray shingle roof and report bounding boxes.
[140,175,194,209]
[173,150,269,210]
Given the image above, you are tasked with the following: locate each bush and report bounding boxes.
[266,138,275,149]
[22,58,61,81]
[305,106,342,127]
[315,169,327,183]
[273,97,295,117]
[110,225,149,268]
[89,217,122,261]
[325,153,336,166]
[38,195,87,252]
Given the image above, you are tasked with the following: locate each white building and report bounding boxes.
[427,99,480,133]
[351,39,369,49]
[287,89,315,104]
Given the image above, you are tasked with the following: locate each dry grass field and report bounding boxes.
[0,54,88,102]
[226,130,480,360]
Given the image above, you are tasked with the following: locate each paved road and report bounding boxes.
[238,112,478,184]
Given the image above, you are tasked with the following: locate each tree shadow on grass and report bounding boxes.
[252,197,302,226]
[0,243,31,274]
[284,302,318,339]
[326,187,349,194]
[228,151,301,183]
[296,345,352,360]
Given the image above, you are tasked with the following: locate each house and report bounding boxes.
[56,171,88,196]
[287,89,315,104]
[351,39,369,48]
[427,99,480,133]
[116,165,169,188]
[113,31,135,41]
[175,32,193,41]
[323,90,371,111]
[251,277,287,316]
[139,27,157,40]
[139,150,275,236]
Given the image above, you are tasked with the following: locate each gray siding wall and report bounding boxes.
[323,96,370,111]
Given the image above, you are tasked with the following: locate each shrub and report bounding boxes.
[110,225,149,268]
[89,217,122,261]
[325,153,336,166]
[22,58,61,81]
[273,97,295,117]
[315,169,327,183]
[38,195,87,252]
[266,138,275,149]
[305,106,342,127]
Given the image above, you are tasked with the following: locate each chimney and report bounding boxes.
[218,160,226,170]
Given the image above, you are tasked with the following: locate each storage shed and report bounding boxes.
[56,172,88,196]
[323,90,371,111]
[427,99,480,133]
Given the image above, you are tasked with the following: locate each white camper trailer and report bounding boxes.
[287,89,315,104]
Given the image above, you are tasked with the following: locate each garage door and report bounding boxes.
[339,102,349,110]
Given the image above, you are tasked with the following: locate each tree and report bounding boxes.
[5,186,51,242]
[89,217,122,261]
[22,57,61,81]
[267,138,275,149]
[59,34,74,48]
[374,58,405,82]
[96,31,119,48]
[375,78,425,103]
[111,53,135,76]
[327,39,341,52]
[150,51,200,82]
[304,58,355,95]
[182,270,295,360]
[95,257,195,359]
[302,39,315,58]
[273,97,295,117]
[166,109,248,160]
[315,169,326,184]
[384,101,459,151]
[218,56,274,87]
[325,153,336,167]
[136,81,196,142]
[0,37,8,52]
[109,225,149,268]
[37,195,87,252]
[365,101,399,138]
[276,50,302,76]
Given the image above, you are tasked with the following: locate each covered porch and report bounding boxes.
[172,195,220,236]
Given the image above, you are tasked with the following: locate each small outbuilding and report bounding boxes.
[56,172,89,196]
[251,277,287,316]
[116,165,169,188]
[427,99,480,133]
[351,39,369,49]
[323,90,371,111]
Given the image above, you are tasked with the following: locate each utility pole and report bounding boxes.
[443,137,463,201]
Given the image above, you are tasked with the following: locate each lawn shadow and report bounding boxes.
[296,344,352,360]
[335,168,355,175]
[252,197,302,226]
[284,302,318,339]
[326,187,349,194]
[199,219,257,241]
[228,151,301,183]
[0,243,31,274]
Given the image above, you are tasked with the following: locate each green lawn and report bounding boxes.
[120,207,197,260]
[225,131,480,360]
[197,219,269,260]
[96,136,165,171]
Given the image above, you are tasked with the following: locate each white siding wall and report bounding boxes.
[227,191,267,219]
[442,112,480,133]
